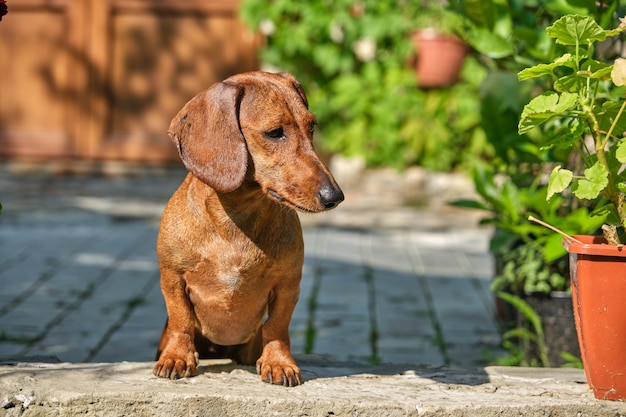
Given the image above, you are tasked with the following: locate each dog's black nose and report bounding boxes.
[318,184,344,210]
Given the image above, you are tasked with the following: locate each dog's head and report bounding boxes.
[168,71,344,213]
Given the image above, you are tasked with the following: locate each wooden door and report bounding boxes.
[0,0,259,162]
[0,0,84,158]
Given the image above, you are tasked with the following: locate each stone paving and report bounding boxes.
[5,360,625,417]
[0,161,502,368]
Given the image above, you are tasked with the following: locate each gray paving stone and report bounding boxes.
[0,164,504,370]
[0,341,24,358]
[86,290,165,362]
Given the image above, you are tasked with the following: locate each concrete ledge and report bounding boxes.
[1,356,624,417]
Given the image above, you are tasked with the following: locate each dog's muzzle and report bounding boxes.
[318,183,344,210]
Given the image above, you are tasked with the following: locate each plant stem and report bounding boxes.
[602,96,626,148]
[599,94,626,227]
[585,102,624,227]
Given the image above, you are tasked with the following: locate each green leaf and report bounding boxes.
[518,91,578,134]
[572,162,609,199]
[560,351,583,369]
[549,59,611,93]
[598,101,626,136]
[501,181,522,224]
[546,15,606,46]
[502,327,538,344]
[553,74,580,93]
[605,27,626,38]
[449,199,488,211]
[461,0,496,30]
[581,59,613,79]
[517,54,574,81]
[547,165,573,200]
[497,291,549,367]
[616,141,626,164]
[543,233,567,262]
[497,292,540,329]
[471,165,501,207]
[467,29,514,59]
[565,0,596,9]
[539,118,585,151]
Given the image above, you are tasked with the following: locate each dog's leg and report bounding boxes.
[256,280,302,386]
[153,268,199,379]
[155,319,170,360]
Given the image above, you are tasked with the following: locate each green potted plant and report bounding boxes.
[453,57,603,369]
[518,14,626,400]
[454,165,604,367]
[412,1,469,88]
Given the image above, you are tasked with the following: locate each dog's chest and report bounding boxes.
[185,249,281,334]
[212,246,270,291]
[193,228,298,287]
[181,202,303,304]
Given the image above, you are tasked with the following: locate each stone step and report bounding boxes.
[1,357,623,417]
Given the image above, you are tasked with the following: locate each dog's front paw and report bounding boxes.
[153,350,199,379]
[256,346,302,387]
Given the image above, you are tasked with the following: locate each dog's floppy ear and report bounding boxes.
[168,82,247,193]
[277,72,309,109]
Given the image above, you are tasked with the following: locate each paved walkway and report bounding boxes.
[0,162,502,368]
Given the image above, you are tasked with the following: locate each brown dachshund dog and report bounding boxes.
[153,72,344,386]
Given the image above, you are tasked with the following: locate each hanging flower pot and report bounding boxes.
[412,29,469,88]
[564,235,626,401]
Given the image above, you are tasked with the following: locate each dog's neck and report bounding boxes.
[219,180,277,216]
[190,175,294,242]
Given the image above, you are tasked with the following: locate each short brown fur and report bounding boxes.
[153,72,343,386]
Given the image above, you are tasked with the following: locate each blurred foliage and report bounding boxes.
[496,292,550,367]
[240,0,615,170]
[240,0,489,170]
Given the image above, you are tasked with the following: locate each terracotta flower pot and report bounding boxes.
[564,235,626,400]
[412,29,468,88]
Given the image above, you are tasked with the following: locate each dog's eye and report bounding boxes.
[264,127,284,140]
